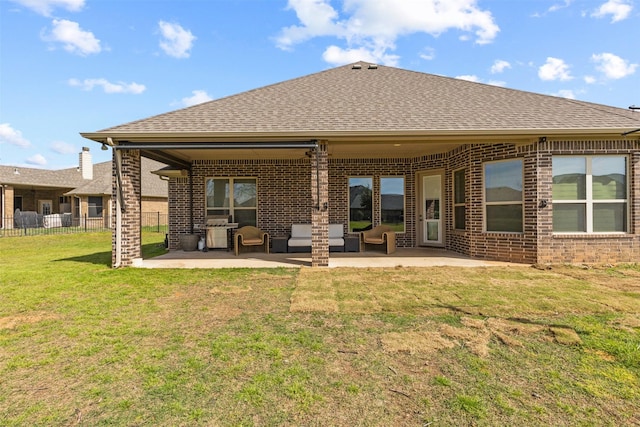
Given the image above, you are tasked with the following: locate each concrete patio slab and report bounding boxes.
[138,247,518,269]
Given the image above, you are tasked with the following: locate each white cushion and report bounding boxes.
[290,224,312,238]
[288,224,344,247]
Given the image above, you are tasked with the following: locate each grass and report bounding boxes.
[1,232,639,425]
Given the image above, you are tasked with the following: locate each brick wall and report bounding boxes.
[330,157,413,246]
[311,143,329,266]
[141,197,168,215]
[112,150,141,267]
[536,139,640,264]
[162,138,639,265]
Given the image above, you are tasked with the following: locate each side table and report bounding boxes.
[344,236,360,252]
[271,236,288,253]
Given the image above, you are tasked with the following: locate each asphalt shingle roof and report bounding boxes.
[100,62,640,135]
[1,158,167,197]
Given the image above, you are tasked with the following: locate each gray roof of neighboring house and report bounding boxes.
[0,158,168,198]
[97,62,640,135]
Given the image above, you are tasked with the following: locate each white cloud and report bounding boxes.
[538,57,573,81]
[548,0,573,13]
[487,80,507,87]
[276,0,499,65]
[591,52,637,79]
[43,19,101,56]
[553,89,577,99]
[322,45,399,66]
[420,47,436,61]
[50,141,76,154]
[26,154,47,166]
[584,75,597,84]
[158,21,196,58]
[490,59,511,74]
[456,74,479,82]
[0,123,31,148]
[455,75,506,87]
[591,0,633,22]
[10,0,84,17]
[181,90,213,107]
[68,78,146,94]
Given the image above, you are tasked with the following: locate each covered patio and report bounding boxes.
[136,247,514,269]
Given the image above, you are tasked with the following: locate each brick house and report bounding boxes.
[80,62,640,267]
[0,147,167,230]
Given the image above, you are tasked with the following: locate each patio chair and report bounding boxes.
[360,225,396,254]
[234,226,269,256]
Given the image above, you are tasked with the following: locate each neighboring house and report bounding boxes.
[0,147,168,229]
[80,62,640,267]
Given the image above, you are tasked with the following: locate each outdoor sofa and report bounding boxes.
[287,224,345,252]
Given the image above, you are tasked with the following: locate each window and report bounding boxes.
[206,178,257,227]
[88,196,103,218]
[381,177,405,232]
[348,177,372,232]
[453,169,466,230]
[39,200,53,216]
[14,196,23,211]
[484,159,523,232]
[553,156,627,233]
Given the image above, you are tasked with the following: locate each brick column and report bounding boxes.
[3,186,15,229]
[112,149,142,267]
[311,142,329,267]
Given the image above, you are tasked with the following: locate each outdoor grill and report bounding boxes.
[204,216,238,249]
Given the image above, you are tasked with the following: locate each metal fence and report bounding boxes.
[0,212,168,237]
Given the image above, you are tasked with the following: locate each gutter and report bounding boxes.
[81,128,640,143]
[113,141,320,150]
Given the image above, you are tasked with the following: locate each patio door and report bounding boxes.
[420,174,442,245]
[38,200,52,216]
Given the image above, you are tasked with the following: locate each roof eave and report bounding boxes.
[81,128,639,145]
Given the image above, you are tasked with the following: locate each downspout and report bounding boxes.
[189,168,194,233]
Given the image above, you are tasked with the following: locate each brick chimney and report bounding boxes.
[79,147,93,180]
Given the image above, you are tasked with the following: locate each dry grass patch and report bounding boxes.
[2,232,639,426]
[0,311,60,330]
[380,331,456,354]
[290,267,338,313]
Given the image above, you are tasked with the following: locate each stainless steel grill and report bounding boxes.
[204,216,238,249]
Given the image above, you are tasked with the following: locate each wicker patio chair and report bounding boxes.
[360,225,396,254]
[234,226,269,256]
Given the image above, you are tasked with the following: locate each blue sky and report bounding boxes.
[1,0,638,169]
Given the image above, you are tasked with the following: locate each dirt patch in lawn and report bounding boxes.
[380,316,581,358]
[0,311,59,330]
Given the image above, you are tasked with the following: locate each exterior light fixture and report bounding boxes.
[101,143,109,151]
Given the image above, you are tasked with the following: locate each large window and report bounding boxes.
[206,178,257,227]
[88,196,103,218]
[553,156,627,233]
[453,169,466,230]
[484,159,523,232]
[381,177,405,232]
[349,177,372,232]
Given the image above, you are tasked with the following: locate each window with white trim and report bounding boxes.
[552,156,627,233]
[88,196,103,218]
[484,159,523,232]
[205,178,257,227]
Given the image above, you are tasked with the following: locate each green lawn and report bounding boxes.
[0,232,639,426]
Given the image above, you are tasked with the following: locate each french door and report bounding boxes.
[420,174,442,245]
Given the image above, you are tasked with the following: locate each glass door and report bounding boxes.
[422,175,442,245]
